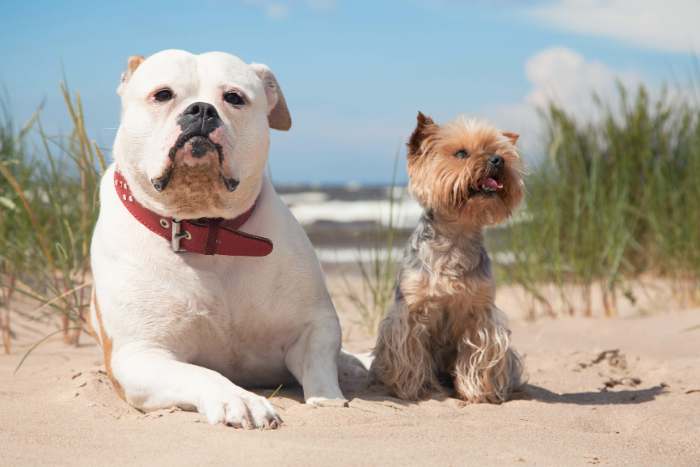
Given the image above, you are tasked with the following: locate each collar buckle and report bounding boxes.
[170,219,190,253]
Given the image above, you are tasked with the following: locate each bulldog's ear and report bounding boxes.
[250,63,292,131]
[117,55,145,96]
[408,111,437,156]
[502,131,519,145]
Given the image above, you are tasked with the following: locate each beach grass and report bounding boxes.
[340,153,403,334]
[0,83,104,353]
[503,84,700,316]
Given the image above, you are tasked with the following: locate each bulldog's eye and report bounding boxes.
[153,88,174,102]
[454,149,469,159]
[223,91,246,107]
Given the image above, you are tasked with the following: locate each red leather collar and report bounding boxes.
[114,170,272,257]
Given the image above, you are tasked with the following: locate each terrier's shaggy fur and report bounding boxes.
[370,112,525,403]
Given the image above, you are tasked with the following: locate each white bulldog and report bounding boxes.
[90,49,362,429]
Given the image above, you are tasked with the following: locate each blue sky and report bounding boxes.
[2,0,698,184]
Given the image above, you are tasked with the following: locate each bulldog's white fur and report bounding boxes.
[90,50,363,429]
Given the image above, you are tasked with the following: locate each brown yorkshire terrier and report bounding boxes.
[370,112,525,403]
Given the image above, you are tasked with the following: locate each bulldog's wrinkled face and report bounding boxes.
[113,49,291,219]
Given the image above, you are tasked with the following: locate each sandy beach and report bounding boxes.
[2,275,699,467]
[3,1,700,465]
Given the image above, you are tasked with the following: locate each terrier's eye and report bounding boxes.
[223,91,246,106]
[454,149,469,159]
[153,88,174,102]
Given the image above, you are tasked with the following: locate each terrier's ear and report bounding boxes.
[408,111,436,156]
[250,63,292,131]
[117,55,145,96]
[502,131,519,145]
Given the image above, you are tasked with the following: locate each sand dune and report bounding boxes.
[1,282,699,466]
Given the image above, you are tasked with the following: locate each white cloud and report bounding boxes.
[524,46,641,116]
[306,0,337,11]
[484,47,643,158]
[265,2,289,19]
[529,0,700,54]
[241,0,336,19]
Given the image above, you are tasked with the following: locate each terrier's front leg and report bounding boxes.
[371,301,442,400]
[285,315,348,407]
[112,345,282,428]
[453,308,523,403]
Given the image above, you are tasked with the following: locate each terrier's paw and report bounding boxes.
[306,397,349,408]
[199,386,282,429]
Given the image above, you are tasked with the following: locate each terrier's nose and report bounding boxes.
[489,155,504,169]
[179,102,221,135]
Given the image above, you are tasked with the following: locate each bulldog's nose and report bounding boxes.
[179,101,221,135]
[488,155,504,169]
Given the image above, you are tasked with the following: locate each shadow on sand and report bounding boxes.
[516,383,668,405]
[256,374,668,408]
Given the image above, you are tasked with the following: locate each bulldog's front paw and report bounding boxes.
[306,397,349,408]
[199,387,282,429]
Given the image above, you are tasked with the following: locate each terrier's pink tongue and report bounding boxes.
[483,177,503,190]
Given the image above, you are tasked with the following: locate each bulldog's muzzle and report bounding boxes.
[178,102,221,142]
[171,102,223,161]
[151,102,240,193]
